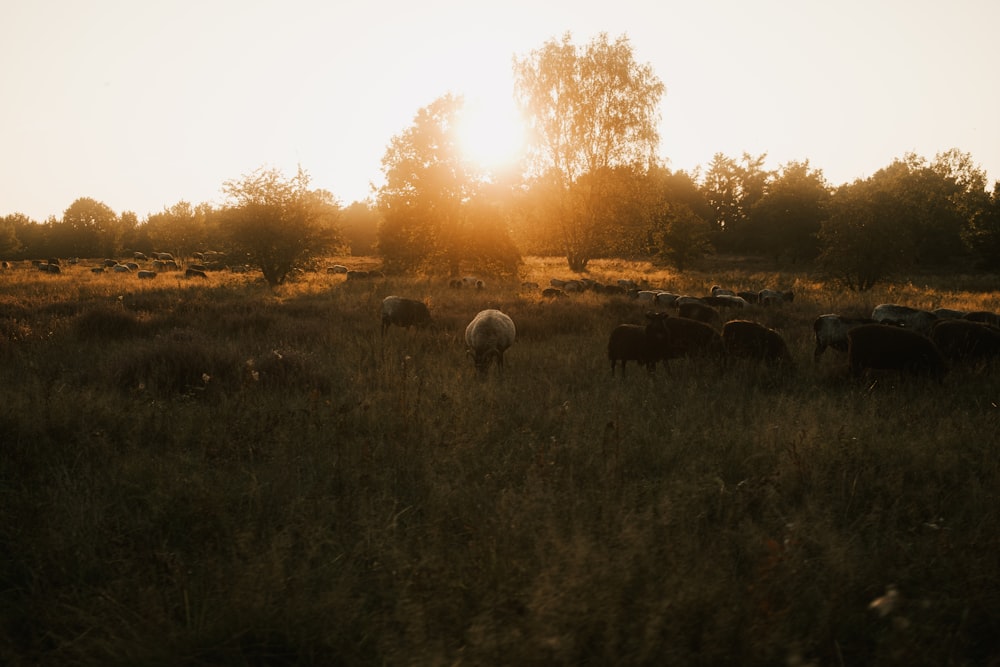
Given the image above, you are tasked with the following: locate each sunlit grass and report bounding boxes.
[1,256,999,664]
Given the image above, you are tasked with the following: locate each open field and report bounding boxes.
[2,256,999,665]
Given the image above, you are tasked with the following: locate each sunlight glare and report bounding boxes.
[457,95,527,174]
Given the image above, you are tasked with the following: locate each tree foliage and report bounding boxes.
[746,161,829,262]
[221,166,341,287]
[376,94,521,275]
[514,32,664,271]
[701,152,771,252]
[55,197,120,258]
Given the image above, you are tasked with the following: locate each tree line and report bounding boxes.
[3,32,1000,290]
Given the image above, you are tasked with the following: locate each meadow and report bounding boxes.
[1,256,999,666]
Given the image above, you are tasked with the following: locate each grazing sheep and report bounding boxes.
[608,312,671,377]
[636,290,659,302]
[758,289,794,306]
[660,315,726,363]
[737,290,760,305]
[813,314,876,362]
[380,296,432,335]
[653,292,680,308]
[541,287,566,299]
[465,309,516,375]
[963,311,1000,328]
[678,300,723,331]
[722,320,794,366]
[185,268,208,279]
[930,319,1000,364]
[112,264,131,273]
[932,307,966,320]
[329,264,349,274]
[711,285,735,297]
[872,304,938,336]
[702,294,748,309]
[847,323,948,381]
[137,270,157,279]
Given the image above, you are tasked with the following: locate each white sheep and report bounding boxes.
[464,309,516,375]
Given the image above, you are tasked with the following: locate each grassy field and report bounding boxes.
[1,257,999,665]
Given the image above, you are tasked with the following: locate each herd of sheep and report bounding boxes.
[382,280,1000,381]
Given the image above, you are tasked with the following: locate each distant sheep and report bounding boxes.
[185,268,208,279]
[847,323,948,381]
[659,315,726,363]
[137,270,157,279]
[930,319,1000,364]
[722,319,794,366]
[963,311,1000,328]
[678,301,723,331]
[872,304,938,336]
[542,287,566,299]
[758,289,794,306]
[608,312,671,377]
[465,309,516,375]
[813,314,875,362]
[380,296,432,336]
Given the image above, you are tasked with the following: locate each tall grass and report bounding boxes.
[1,259,998,665]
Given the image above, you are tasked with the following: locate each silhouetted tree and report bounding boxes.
[656,203,714,271]
[221,166,341,286]
[746,160,829,262]
[514,32,664,271]
[0,214,26,257]
[376,94,520,275]
[701,152,770,251]
[55,197,118,258]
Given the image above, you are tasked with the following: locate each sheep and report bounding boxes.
[710,285,735,297]
[871,304,938,336]
[185,268,208,279]
[465,309,516,375]
[930,319,1000,365]
[847,323,948,381]
[737,290,760,305]
[702,294,748,309]
[137,270,157,279]
[653,292,680,308]
[678,300,723,331]
[812,314,876,362]
[541,287,566,298]
[380,296,432,336]
[607,312,671,377]
[722,320,794,367]
[659,315,726,363]
[758,289,794,306]
[932,307,967,320]
[112,264,131,273]
[963,311,1000,328]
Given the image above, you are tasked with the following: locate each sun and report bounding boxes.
[456,94,528,174]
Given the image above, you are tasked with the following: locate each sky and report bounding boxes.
[2,0,999,222]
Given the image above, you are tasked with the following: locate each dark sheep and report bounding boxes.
[185,268,208,279]
[963,311,1000,328]
[930,319,1000,364]
[847,323,948,381]
[380,296,432,335]
[608,312,671,377]
[542,287,566,298]
[813,314,875,361]
[678,300,723,331]
[872,303,938,336]
[722,319,794,366]
[660,315,726,362]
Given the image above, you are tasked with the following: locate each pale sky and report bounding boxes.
[2,0,998,221]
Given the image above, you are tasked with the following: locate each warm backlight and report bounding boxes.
[456,96,527,175]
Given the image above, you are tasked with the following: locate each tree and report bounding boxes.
[700,152,771,252]
[0,214,26,257]
[817,172,916,291]
[656,203,713,271]
[376,94,520,275]
[514,32,665,271]
[144,201,218,258]
[340,201,381,255]
[55,197,119,258]
[376,94,473,273]
[746,161,829,262]
[221,166,341,287]
[963,180,1000,269]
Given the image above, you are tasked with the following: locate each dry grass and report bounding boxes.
[1,256,999,665]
